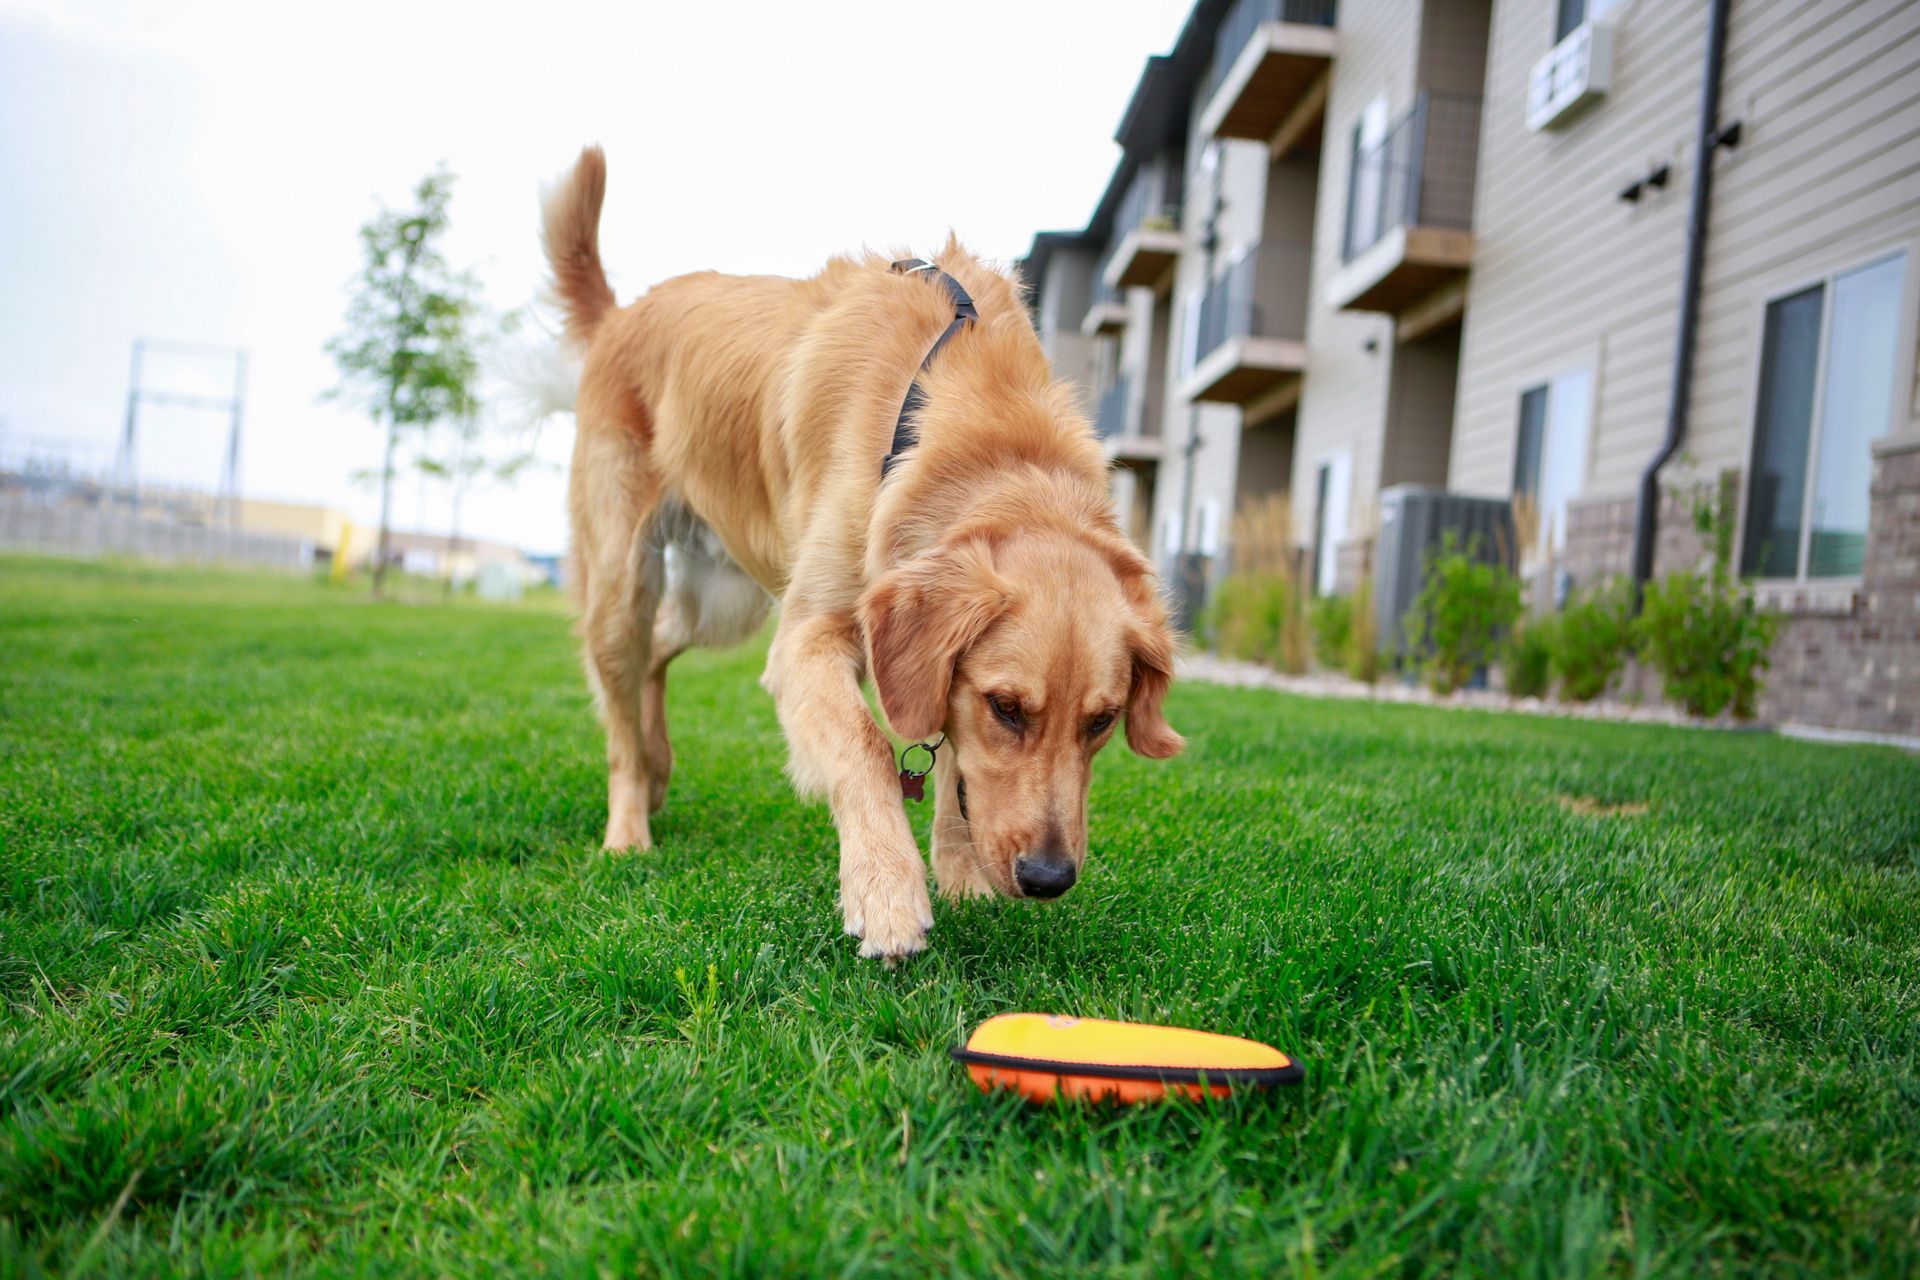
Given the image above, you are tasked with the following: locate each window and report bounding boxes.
[1312,452,1353,594]
[1196,498,1222,558]
[1742,252,1906,579]
[1555,0,1586,42]
[1512,368,1592,556]
[1160,509,1184,564]
[1180,286,1203,376]
[1345,97,1390,258]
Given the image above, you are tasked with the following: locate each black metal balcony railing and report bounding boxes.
[1207,0,1339,102]
[1095,372,1131,439]
[1114,166,1182,240]
[1342,91,1482,262]
[1091,244,1121,307]
[1190,244,1311,369]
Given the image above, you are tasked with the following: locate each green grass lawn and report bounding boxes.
[3,556,1917,1277]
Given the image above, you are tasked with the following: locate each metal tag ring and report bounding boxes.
[898,733,944,778]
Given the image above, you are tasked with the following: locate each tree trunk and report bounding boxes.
[372,410,399,599]
[446,428,470,600]
[372,239,425,600]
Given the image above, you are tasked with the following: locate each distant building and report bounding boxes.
[374,529,547,589]
[232,498,375,569]
[1022,0,1920,735]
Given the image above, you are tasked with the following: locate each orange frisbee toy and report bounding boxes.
[952,1013,1303,1103]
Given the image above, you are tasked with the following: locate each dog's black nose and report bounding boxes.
[1014,855,1076,899]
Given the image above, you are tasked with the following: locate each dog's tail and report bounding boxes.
[541,146,616,346]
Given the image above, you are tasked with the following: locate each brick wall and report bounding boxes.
[1757,437,1920,735]
[1556,443,1920,737]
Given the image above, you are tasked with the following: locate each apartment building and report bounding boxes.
[1023,0,1920,736]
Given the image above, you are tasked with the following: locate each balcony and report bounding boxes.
[1328,92,1482,316]
[1094,372,1131,440]
[1182,244,1309,407]
[1199,0,1338,145]
[1080,267,1127,337]
[1102,165,1184,293]
[1093,370,1161,462]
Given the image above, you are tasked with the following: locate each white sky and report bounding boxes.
[0,0,1189,553]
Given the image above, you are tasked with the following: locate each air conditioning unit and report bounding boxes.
[1374,486,1516,662]
[1527,22,1615,131]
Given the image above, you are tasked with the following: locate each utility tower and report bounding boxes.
[117,339,249,523]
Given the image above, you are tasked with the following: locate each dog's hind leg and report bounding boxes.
[642,518,773,814]
[570,414,664,850]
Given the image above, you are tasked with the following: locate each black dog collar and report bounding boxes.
[882,258,977,479]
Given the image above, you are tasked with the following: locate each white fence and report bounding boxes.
[0,495,313,571]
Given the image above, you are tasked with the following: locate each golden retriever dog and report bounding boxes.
[542,147,1182,960]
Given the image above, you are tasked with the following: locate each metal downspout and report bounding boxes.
[1630,0,1733,599]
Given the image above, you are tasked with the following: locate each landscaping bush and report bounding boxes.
[1636,564,1778,719]
[1204,572,1308,672]
[1403,533,1523,694]
[1309,593,1352,670]
[1550,579,1634,701]
[1203,494,1309,674]
[1345,573,1380,684]
[1635,482,1780,719]
[1502,616,1554,699]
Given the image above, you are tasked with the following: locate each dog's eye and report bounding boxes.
[1086,710,1118,738]
[986,694,1023,728]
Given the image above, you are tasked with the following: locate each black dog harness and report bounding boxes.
[881,258,977,479]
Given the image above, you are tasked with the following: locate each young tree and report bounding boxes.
[326,167,479,597]
[409,310,545,596]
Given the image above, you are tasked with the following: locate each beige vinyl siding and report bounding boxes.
[1451,0,1704,504]
[1290,0,1416,547]
[1688,0,1920,488]
[1148,126,1277,567]
[1034,247,1098,415]
[1037,247,1093,337]
[1418,0,1494,99]
[1453,0,1920,519]
[1383,322,1463,488]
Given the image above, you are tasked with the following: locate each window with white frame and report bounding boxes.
[1180,285,1203,377]
[1345,97,1390,257]
[1312,452,1353,594]
[1160,509,1184,565]
[1742,251,1907,579]
[1195,497,1222,558]
[1512,367,1593,556]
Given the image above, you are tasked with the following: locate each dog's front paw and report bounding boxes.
[842,869,934,963]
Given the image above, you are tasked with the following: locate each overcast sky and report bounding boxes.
[0,0,1190,553]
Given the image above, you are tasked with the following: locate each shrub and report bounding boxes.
[1403,533,1523,694]
[1345,574,1380,684]
[1634,482,1780,719]
[1636,566,1778,719]
[1309,593,1352,670]
[1502,616,1554,699]
[1202,494,1309,674]
[1549,579,1634,701]
[1204,573,1305,671]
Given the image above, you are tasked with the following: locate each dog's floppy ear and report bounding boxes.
[1125,614,1184,759]
[859,540,1010,741]
[1102,538,1184,759]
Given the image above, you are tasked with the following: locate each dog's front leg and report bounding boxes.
[930,751,993,899]
[763,611,932,961]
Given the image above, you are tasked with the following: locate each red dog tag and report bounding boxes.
[899,770,926,802]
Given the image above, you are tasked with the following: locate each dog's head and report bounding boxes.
[859,528,1182,900]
